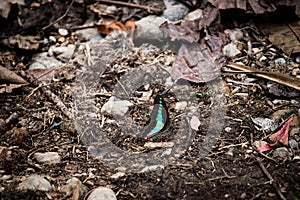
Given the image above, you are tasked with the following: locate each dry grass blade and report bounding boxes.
[226,62,300,91]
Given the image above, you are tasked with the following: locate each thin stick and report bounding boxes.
[98,0,162,13]
[42,0,75,30]
[226,62,300,91]
[256,157,286,200]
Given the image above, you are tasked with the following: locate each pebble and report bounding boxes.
[58,37,65,43]
[18,175,51,192]
[251,117,275,131]
[101,96,133,117]
[61,177,88,198]
[222,42,241,58]
[272,147,290,159]
[87,187,117,200]
[229,30,243,41]
[76,28,100,42]
[259,55,267,62]
[29,52,63,69]
[162,0,189,21]
[289,139,299,150]
[190,115,201,130]
[224,127,232,133]
[49,36,56,43]
[33,152,61,165]
[58,28,69,36]
[48,44,76,61]
[296,55,300,63]
[140,165,164,173]
[175,101,187,110]
[274,57,286,64]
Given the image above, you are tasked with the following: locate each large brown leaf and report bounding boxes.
[258,20,300,54]
[208,0,300,16]
[171,33,226,83]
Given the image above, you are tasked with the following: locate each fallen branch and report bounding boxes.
[226,62,300,91]
[98,0,162,13]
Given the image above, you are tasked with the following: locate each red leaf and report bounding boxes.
[269,115,294,146]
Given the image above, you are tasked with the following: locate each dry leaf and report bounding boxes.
[0,65,27,84]
[269,115,294,146]
[259,20,300,55]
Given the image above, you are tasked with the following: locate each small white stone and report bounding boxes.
[259,56,267,62]
[58,28,68,36]
[222,42,241,58]
[87,187,117,200]
[224,127,232,133]
[49,36,56,43]
[274,58,286,64]
[33,152,61,165]
[175,101,187,110]
[101,96,133,117]
[140,165,164,173]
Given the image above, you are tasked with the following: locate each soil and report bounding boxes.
[0,1,299,200]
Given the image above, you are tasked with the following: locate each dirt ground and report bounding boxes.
[0,0,299,199]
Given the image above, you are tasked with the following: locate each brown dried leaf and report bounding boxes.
[171,34,226,83]
[0,65,27,84]
[208,0,300,16]
[259,20,300,55]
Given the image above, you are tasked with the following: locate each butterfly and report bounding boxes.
[141,94,171,140]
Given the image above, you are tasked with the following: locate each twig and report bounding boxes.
[255,157,286,200]
[98,0,162,13]
[226,62,300,91]
[42,0,75,30]
[42,87,74,119]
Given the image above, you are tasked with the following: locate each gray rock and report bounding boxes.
[135,15,168,43]
[273,147,290,159]
[29,52,63,69]
[18,175,51,191]
[289,139,299,150]
[162,0,189,21]
[87,187,117,200]
[33,152,61,165]
[101,96,133,117]
[49,44,76,62]
[76,28,100,41]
